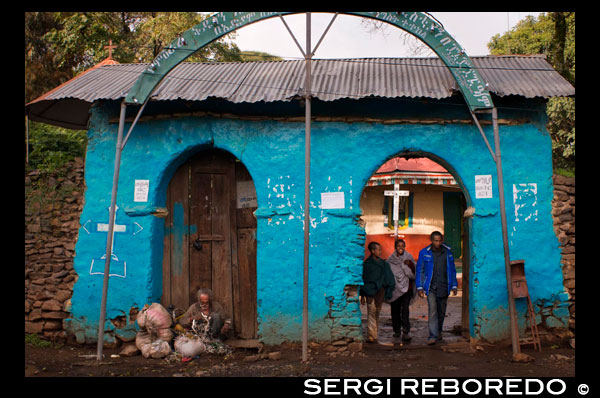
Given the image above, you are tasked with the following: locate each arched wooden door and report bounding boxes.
[162,149,257,339]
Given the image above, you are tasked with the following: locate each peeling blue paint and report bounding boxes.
[67,99,569,344]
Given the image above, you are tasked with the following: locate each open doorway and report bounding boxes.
[359,155,469,345]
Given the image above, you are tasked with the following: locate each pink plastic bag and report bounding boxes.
[136,303,172,335]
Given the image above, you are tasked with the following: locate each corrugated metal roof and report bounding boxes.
[26,55,574,129]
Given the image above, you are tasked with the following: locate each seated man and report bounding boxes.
[179,288,232,340]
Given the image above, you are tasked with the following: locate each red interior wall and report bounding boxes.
[364,233,431,261]
[364,233,463,289]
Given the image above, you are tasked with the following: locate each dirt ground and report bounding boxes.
[25,295,575,378]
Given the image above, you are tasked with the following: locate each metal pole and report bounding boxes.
[394,184,399,240]
[470,110,496,163]
[492,107,520,356]
[97,101,127,361]
[121,100,149,150]
[302,11,312,363]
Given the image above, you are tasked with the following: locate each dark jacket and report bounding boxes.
[360,255,396,300]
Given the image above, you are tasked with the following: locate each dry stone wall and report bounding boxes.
[25,158,85,341]
[551,174,575,342]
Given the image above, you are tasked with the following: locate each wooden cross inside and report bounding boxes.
[384,183,409,238]
[104,39,117,59]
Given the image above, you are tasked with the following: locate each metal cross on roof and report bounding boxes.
[104,39,117,59]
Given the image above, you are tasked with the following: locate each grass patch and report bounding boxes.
[555,168,575,178]
[25,333,63,348]
[26,334,52,347]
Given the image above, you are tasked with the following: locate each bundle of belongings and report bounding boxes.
[135,303,174,358]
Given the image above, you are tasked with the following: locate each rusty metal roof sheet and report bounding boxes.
[26,55,574,129]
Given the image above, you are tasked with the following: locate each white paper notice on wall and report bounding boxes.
[134,180,150,202]
[475,175,493,199]
[321,192,345,209]
[237,180,258,209]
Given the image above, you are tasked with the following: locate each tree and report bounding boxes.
[25,12,283,171]
[25,12,283,104]
[488,12,575,173]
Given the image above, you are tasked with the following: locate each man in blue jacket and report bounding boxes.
[416,231,458,345]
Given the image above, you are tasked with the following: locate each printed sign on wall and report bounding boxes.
[321,192,345,209]
[134,180,150,202]
[475,175,493,199]
[237,180,258,209]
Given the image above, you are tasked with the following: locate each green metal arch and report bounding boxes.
[124,12,494,111]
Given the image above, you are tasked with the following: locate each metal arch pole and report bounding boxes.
[95,100,148,361]
[491,107,520,356]
[302,11,312,364]
[97,101,127,360]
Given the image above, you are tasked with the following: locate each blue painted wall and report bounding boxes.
[65,99,568,345]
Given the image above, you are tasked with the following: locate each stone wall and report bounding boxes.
[25,158,85,341]
[551,174,575,343]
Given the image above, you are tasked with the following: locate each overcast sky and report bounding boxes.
[231,12,543,59]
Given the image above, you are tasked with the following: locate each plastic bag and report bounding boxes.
[174,335,206,357]
[137,303,172,333]
[149,339,172,358]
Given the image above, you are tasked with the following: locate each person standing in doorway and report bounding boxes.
[360,241,396,343]
[385,239,416,342]
[416,231,458,345]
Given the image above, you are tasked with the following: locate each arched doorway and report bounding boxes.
[162,148,258,339]
[359,154,470,343]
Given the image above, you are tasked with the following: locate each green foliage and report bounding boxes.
[547,97,575,170]
[487,15,554,58]
[554,168,575,178]
[25,334,53,348]
[26,121,87,173]
[487,12,575,173]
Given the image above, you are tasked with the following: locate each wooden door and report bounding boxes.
[162,149,257,339]
[443,191,463,259]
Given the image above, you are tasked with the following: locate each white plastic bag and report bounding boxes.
[149,339,172,358]
[174,335,206,357]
